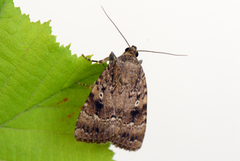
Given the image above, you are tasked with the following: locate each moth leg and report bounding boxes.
[75,81,94,89]
[77,52,116,87]
[81,52,117,64]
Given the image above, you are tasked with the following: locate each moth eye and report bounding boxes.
[135,100,140,107]
[125,47,129,52]
[99,92,104,99]
[135,52,139,57]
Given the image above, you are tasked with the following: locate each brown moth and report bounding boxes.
[74,7,186,151]
[75,45,146,151]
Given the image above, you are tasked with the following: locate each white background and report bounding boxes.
[14,0,240,161]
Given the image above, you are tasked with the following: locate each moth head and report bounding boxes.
[125,45,139,57]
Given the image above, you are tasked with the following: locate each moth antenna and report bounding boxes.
[101,6,130,47]
[101,6,187,57]
[138,50,188,56]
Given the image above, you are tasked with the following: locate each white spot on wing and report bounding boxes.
[135,100,140,107]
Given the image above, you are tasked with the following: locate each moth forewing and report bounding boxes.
[74,46,147,151]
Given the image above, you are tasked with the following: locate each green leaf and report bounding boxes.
[0,0,114,160]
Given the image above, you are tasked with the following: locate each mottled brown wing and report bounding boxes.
[74,54,147,151]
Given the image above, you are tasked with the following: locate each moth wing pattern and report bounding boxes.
[74,51,147,151]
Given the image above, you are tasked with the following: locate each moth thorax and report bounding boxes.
[125,45,139,57]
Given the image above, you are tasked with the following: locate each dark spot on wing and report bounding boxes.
[95,101,103,114]
[96,127,99,133]
[131,110,140,120]
[130,136,134,142]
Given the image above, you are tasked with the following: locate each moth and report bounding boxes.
[75,44,146,151]
[74,7,186,151]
